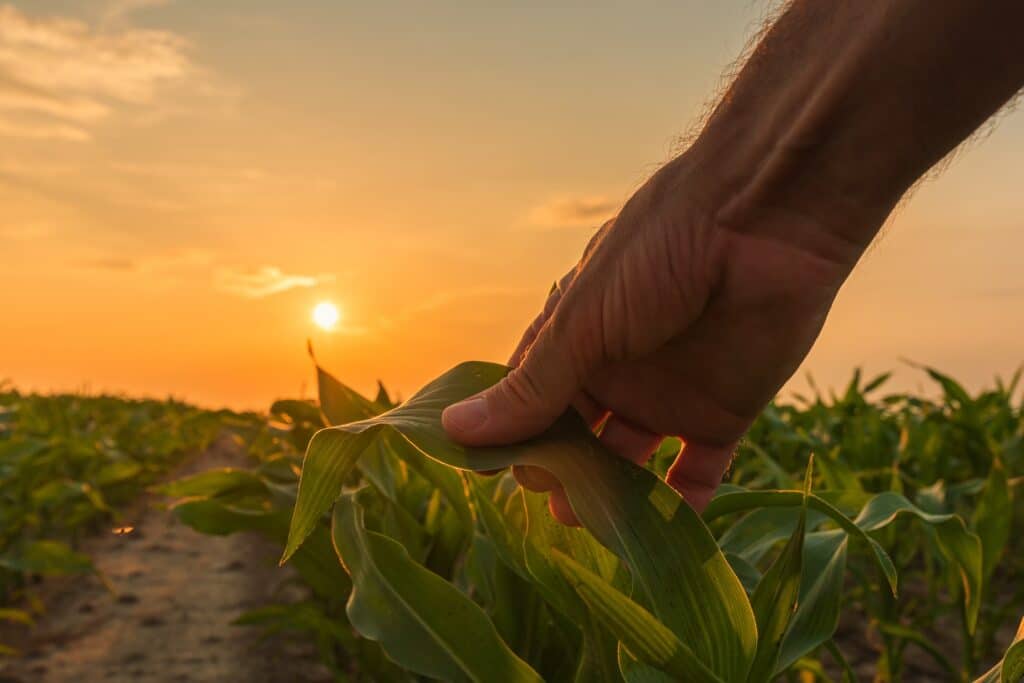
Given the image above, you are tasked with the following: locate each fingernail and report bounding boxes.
[443,396,489,433]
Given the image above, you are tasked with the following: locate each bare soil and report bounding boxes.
[0,438,335,683]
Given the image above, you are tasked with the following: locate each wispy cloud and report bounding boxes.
[74,251,330,300]
[528,194,618,229]
[0,3,199,141]
[214,266,335,299]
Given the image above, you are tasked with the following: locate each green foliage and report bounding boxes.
[332,491,541,682]
[163,360,1023,681]
[285,362,758,681]
[974,619,1024,683]
[0,388,224,651]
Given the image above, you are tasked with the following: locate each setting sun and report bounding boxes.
[312,301,341,330]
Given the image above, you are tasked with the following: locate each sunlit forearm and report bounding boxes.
[674,0,1024,255]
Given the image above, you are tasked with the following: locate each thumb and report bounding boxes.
[442,318,591,446]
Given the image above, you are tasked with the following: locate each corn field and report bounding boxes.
[1,362,1022,681]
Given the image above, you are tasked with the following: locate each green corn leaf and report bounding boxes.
[823,640,858,683]
[374,380,395,409]
[744,442,797,489]
[316,363,380,425]
[390,434,473,531]
[1002,645,1024,683]
[724,552,762,594]
[704,489,897,596]
[747,516,805,680]
[973,619,1024,683]
[1002,642,1024,683]
[815,449,864,493]
[270,398,325,427]
[618,646,677,683]
[862,371,892,394]
[745,460,810,681]
[575,622,623,683]
[331,492,542,682]
[0,540,93,575]
[231,601,353,646]
[551,550,723,683]
[876,622,958,679]
[357,433,408,503]
[31,479,113,516]
[972,456,1012,586]
[708,487,983,631]
[775,530,848,673]
[285,361,757,682]
[465,476,530,579]
[94,460,143,487]
[519,489,622,682]
[157,468,269,500]
[521,487,622,619]
[354,486,430,562]
[922,365,975,409]
[719,507,807,566]
[172,497,280,536]
[852,491,983,632]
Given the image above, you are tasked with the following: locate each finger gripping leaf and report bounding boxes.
[285,361,758,682]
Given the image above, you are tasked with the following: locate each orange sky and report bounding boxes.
[2,1,1023,410]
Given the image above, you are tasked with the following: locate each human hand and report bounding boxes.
[442,0,1024,524]
[441,156,866,524]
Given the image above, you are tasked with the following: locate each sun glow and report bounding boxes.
[312,301,341,330]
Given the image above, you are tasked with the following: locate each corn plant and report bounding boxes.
[163,357,1020,681]
[728,365,1022,678]
[0,389,224,653]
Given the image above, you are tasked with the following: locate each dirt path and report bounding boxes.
[0,438,335,683]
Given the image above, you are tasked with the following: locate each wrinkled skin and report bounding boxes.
[443,162,861,524]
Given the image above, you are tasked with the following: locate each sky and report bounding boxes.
[1,1,1023,410]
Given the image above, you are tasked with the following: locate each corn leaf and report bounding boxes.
[852,491,983,632]
[331,491,542,682]
[520,489,622,681]
[972,456,1012,586]
[0,540,92,575]
[745,464,809,681]
[319,363,473,530]
[285,361,758,681]
[552,550,723,683]
[156,468,269,500]
[704,489,897,596]
[876,622,958,679]
[315,363,380,426]
[973,618,1024,683]
[775,530,848,673]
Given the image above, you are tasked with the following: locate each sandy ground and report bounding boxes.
[0,438,336,683]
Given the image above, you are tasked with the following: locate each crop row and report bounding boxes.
[165,361,1023,681]
[0,384,224,651]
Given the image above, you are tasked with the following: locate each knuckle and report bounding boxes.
[501,367,546,409]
